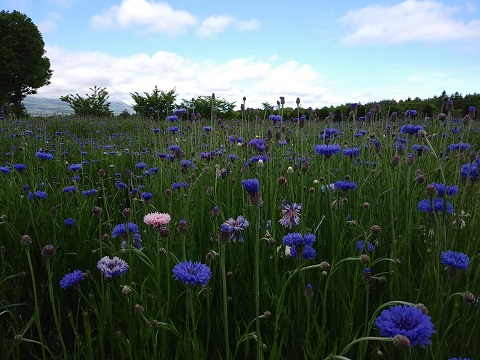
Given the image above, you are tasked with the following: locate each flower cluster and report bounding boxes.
[314,144,341,157]
[282,232,316,260]
[418,198,454,214]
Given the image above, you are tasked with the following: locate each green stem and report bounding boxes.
[220,243,230,360]
[254,207,262,359]
[26,248,47,360]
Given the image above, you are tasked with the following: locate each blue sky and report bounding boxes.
[4,0,480,109]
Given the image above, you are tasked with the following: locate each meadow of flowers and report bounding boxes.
[0,101,479,360]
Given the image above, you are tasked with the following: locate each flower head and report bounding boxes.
[314,144,341,157]
[440,250,470,271]
[172,260,212,287]
[221,216,249,242]
[59,270,84,289]
[242,178,260,195]
[144,212,171,228]
[418,198,454,214]
[97,256,129,279]
[111,222,139,238]
[279,203,301,228]
[375,304,436,348]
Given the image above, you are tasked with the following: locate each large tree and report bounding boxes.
[0,10,53,116]
[130,86,177,120]
[60,86,114,117]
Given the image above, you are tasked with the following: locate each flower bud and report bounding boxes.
[20,235,32,246]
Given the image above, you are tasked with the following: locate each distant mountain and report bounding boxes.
[23,96,133,116]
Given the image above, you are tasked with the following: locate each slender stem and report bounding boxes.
[255,208,262,359]
[26,248,47,360]
[220,243,230,360]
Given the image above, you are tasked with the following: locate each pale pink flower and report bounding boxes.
[144,212,171,228]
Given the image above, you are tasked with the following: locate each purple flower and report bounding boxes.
[342,147,360,157]
[314,144,341,157]
[356,240,374,253]
[282,232,316,260]
[221,216,249,242]
[279,203,301,228]
[375,305,436,348]
[428,183,458,197]
[111,223,139,238]
[59,270,84,289]
[13,163,27,171]
[334,180,357,191]
[64,218,77,227]
[67,164,82,171]
[82,189,98,196]
[97,256,129,278]
[440,250,470,271]
[35,149,54,161]
[242,178,260,195]
[172,260,212,287]
[418,198,454,214]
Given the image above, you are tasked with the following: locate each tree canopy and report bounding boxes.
[60,86,114,117]
[0,10,53,116]
[130,86,177,120]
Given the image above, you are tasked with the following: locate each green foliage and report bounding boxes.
[130,86,177,119]
[0,10,53,117]
[180,95,236,120]
[60,86,114,117]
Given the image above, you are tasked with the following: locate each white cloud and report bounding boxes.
[90,0,198,37]
[37,46,339,109]
[196,15,260,37]
[339,0,480,45]
[38,11,62,34]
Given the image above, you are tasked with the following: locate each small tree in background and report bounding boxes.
[180,96,236,120]
[130,86,177,120]
[60,86,113,117]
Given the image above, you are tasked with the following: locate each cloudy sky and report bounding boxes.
[4,0,480,109]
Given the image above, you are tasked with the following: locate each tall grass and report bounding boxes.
[0,106,479,359]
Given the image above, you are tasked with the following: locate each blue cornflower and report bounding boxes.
[448,357,472,360]
[97,256,129,279]
[375,305,436,348]
[35,149,54,160]
[172,181,188,190]
[282,232,316,260]
[203,126,212,132]
[173,108,186,115]
[166,115,178,122]
[334,180,357,191]
[168,126,179,133]
[268,114,282,122]
[342,147,360,157]
[141,192,153,201]
[172,260,212,287]
[249,138,265,151]
[242,178,260,195]
[59,270,84,289]
[448,142,471,151]
[28,191,47,200]
[460,162,479,182]
[314,144,341,157]
[400,124,424,135]
[412,144,429,154]
[111,223,139,238]
[418,198,454,214]
[428,183,458,197]
[64,218,77,227]
[13,164,27,171]
[221,216,249,242]
[62,186,77,193]
[440,250,470,271]
[405,109,418,118]
[82,189,98,197]
[356,240,374,253]
[115,181,128,189]
[279,203,301,228]
[67,164,82,171]
[135,162,148,169]
[0,166,11,173]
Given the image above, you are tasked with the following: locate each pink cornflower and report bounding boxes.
[279,203,301,229]
[144,212,171,228]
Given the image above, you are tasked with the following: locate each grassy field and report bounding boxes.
[0,105,479,359]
